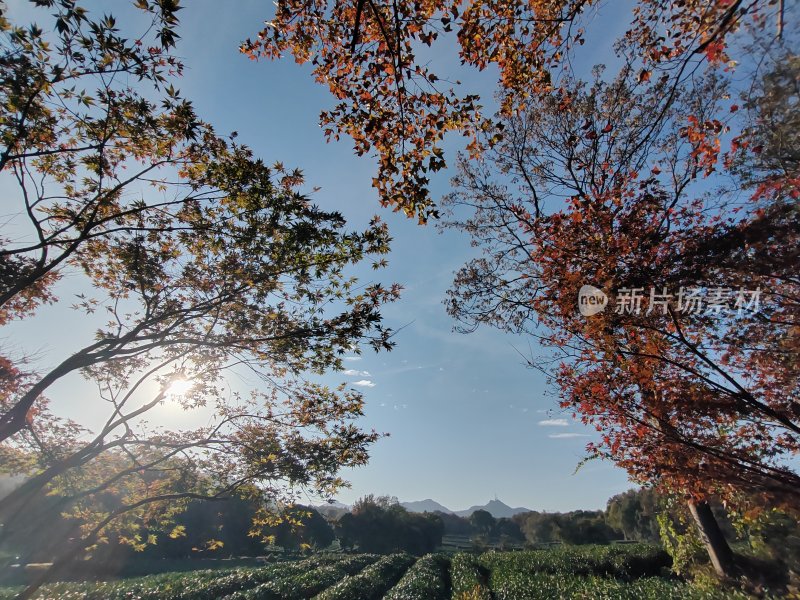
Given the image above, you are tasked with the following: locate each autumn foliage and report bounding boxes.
[444,51,799,515]
[243,0,779,221]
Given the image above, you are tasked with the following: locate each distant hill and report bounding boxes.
[316,500,349,510]
[310,497,532,519]
[313,500,350,519]
[400,499,454,514]
[454,499,531,518]
[400,497,532,519]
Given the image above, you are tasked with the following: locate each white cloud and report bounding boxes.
[343,356,362,362]
[343,369,370,376]
[538,418,569,427]
[352,379,376,388]
[548,432,590,439]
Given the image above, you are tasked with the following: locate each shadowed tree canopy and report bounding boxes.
[336,495,444,554]
[605,488,663,543]
[469,509,496,535]
[513,510,619,545]
[266,505,336,551]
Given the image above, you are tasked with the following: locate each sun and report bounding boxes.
[164,377,194,398]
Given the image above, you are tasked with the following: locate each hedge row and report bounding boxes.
[382,553,450,600]
[312,553,415,600]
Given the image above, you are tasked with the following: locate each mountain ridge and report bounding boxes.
[399,498,454,514]
[401,497,532,518]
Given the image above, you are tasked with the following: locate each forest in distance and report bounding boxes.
[2,487,798,598]
[0,0,798,598]
[5,486,798,566]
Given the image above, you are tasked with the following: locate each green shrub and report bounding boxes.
[312,553,414,600]
[492,573,747,600]
[0,587,22,600]
[8,568,234,600]
[0,545,772,600]
[0,556,339,600]
[449,553,491,600]
[382,554,450,600]
[173,555,344,600]
[221,554,377,600]
[487,572,752,600]
[480,544,670,579]
[480,545,757,600]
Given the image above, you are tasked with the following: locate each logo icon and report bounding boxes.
[578,285,608,316]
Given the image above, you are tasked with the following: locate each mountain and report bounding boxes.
[401,498,532,518]
[312,500,350,519]
[317,500,349,509]
[401,499,454,514]
[454,499,531,519]
[310,497,533,519]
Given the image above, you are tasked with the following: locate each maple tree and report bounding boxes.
[0,0,186,328]
[243,0,785,222]
[443,50,798,577]
[0,2,398,596]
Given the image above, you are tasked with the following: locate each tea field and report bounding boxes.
[0,544,760,599]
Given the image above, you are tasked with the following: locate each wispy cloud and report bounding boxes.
[352,379,376,388]
[548,432,590,439]
[343,356,362,362]
[381,363,433,376]
[344,369,370,376]
[538,418,569,427]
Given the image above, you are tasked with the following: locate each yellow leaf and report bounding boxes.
[169,525,187,539]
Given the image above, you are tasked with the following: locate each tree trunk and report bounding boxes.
[14,550,75,600]
[687,499,738,579]
[12,518,91,600]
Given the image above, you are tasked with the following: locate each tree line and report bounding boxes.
[5,482,797,579]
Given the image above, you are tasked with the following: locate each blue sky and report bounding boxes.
[4,0,636,512]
